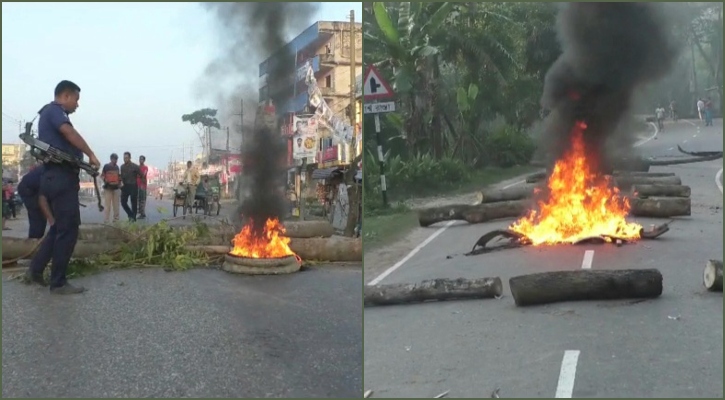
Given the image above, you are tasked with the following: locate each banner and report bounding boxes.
[292,116,318,161]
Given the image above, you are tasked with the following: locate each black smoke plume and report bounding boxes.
[538,2,679,172]
[200,2,319,234]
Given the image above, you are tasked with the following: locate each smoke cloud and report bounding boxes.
[199,2,319,233]
[538,2,679,172]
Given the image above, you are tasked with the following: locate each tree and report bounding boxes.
[181,108,222,159]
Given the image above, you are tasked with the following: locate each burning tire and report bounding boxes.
[222,254,301,275]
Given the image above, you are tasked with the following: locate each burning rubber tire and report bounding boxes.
[222,254,301,275]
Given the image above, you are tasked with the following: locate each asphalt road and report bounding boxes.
[363,119,723,398]
[2,266,363,398]
[77,196,229,226]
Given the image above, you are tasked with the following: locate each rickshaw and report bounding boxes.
[171,174,222,218]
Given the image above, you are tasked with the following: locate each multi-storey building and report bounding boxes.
[258,20,362,172]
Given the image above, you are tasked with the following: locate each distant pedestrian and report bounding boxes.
[697,98,705,121]
[102,153,122,223]
[2,178,11,230]
[137,155,148,219]
[669,100,677,121]
[655,105,666,131]
[120,151,141,221]
[704,97,713,126]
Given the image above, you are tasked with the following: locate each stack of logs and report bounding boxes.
[418,171,691,227]
[1,220,362,264]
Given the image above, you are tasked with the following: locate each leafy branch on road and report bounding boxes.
[63,219,226,279]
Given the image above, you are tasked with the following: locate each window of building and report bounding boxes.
[325,75,332,88]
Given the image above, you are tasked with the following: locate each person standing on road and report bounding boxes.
[17,163,48,239]
[182,161,200,211]
[2,178,11,230]
[655,105,666,132]
[25,80,102,295]
[137,155,149,219]
[102,153,122,223]
[697,98,705,121]
[669,100,677,121]
[120,151,141,222]
[704,97,713,127]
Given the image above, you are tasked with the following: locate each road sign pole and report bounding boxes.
[363,65,396,208]
[374,110,388,207]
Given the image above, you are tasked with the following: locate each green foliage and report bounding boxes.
[181,108,221,130]
[65,220,216,278]
[483,123,536,168]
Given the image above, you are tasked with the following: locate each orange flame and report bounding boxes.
[509,121,642,245]
[229,218,298,259]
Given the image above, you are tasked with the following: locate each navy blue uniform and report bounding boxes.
[17,165,47,239]
[28,102,82,289]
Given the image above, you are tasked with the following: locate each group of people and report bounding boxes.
[100,152,149,223]
[655,97,716,132]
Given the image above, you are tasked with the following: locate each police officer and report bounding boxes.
[24,80,101,294]
[17,163,47,239]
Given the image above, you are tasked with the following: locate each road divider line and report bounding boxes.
[634,122,658,147]
[581,250,594,269]
[555,350,581,398]
[367,179,526,286]
[716,168,723,195]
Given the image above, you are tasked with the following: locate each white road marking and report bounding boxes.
[555,350,581,398]
[367,180,526,286]
[716,168,723,195]
[581,250,594,269]
[683,119,698,127]
[634,122,658,147]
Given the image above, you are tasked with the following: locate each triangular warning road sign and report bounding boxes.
[363,65,395,100]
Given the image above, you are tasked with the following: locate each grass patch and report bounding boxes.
[363,165,538,252]
[363,204,418,251]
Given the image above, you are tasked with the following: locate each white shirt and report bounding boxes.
[656,108,665,119]
[697,100,705,111]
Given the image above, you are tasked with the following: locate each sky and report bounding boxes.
[1,2,362,170]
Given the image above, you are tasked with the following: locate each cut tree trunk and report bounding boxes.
[613,175,682,189]
[509,269,663,307]
[282,221,335,238]
[631,184,691,198]
[364,277,503,307]
[613,172,677,178]
[1,237,116,261]
[76,220,335,242]
[525,171,547,183]
[476,184,540,204]
[418,200,529,227]
[2,237,362,263]
[287,237,362,262]
[629,197,691,217]
[703,259,723,292]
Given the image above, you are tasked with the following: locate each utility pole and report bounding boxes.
[349,10,356,128]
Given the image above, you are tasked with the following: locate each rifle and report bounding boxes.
[20,115,104,212]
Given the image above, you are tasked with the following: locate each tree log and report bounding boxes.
[281,221,335,238]
[631,184,691,198]
[476,184,540,204]
[703,259,723,292]
[364,277,503,307]
[418,200,529,227]
[509,269,663,307]
[287,237,362,262]
[1,237,116,262]
[2,236,362,263]
[613,172,677,178]
[77,220,336,241]
[629,197,691,217]
[525,171,547,183]
[613,175,682,189]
